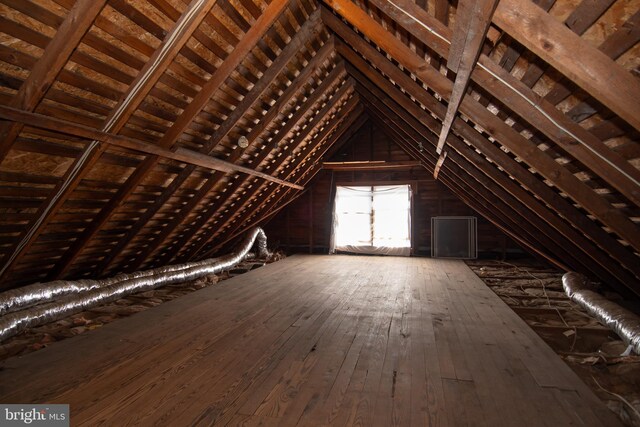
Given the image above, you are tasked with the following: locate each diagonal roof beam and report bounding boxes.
[357,83,636,293]
[364,0,640,208]
[46,6,318,280]
[334,38,640,286]
[0,105,300,189]
[0,0,221,282]
[322,4,640,251]
[196,100,364,259]
[258,113,369,229]
[436,0,498,154]
[124,64,349,271]
[0,0,108,162]
[95,36,335,277]
[493,0,640,131]
[168,79,356,264]
[374,108,572,272]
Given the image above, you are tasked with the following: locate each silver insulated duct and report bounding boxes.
[0,227,270,343]
[562,272,640,355]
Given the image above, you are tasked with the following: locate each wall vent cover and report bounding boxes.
[431,216,477,259]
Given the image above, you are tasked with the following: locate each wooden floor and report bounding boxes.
[0,255,620,426]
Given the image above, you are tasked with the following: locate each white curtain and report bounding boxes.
[331,185,411,256]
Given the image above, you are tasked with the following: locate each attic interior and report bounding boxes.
[0,0,639,425]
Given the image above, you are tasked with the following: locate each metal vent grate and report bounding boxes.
[431,216,477,259]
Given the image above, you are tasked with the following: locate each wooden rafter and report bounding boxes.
[0,106,302,188]
[95,37,336,277]
[322,4,640,253]
[436,0,498,154]
[334,38,640,290]
[0,0,108,161]
[493,0,640,131]
[47,7,320,279]
[322,160,421,171]
[123,64,350,271]
[367,0,640,208]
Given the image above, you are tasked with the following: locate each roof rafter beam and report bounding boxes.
[173,81,357,264]
[0,0,108,162]
[95,36,336,277]
[366,0,640,208]
[322,3,640,251]
[493,0,640,131]
[0,106,302,189]
[436,0,498,154]
[0,0,222,282]
[335,38,640,288]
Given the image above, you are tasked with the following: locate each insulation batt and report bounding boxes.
[0,228,270,343]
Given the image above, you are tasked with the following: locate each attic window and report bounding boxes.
[331,185,411,256]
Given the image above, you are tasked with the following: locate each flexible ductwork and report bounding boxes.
[562,272,640,355]
[0,227,270,343]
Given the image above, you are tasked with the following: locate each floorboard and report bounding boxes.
[0,255,621,426]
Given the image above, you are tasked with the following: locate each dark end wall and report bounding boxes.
[264,121,524,258]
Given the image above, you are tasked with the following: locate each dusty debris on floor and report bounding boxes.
[0,255,280,362]
[468,259,640,427]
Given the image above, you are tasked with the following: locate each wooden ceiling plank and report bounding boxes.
[157,0,291,148]
[0,0,222,282]
[122,64,348,272]
[205,12,323,152]
[196,101,364,259]
[368,106,572,272]
[493,0,640,131]
[205,107,368,259]
[514,0,615,93]
[45,11,321,280]
[0,0,108,162]
[322,160,421,171]
[95,38,335,277]
[336,40,640,284]
[361,0,640,209]
[41,0,290,280]
[0,106,301,188]
[543,10,640,112]
[436,0,498,154]
[359,85,636,291]
[165,81,356,264]
[323,4,640,252]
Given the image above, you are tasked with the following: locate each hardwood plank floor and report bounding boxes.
[0,255,621,426]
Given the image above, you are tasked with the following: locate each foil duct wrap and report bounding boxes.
[0,227,270,343]
[563,272,640,355]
